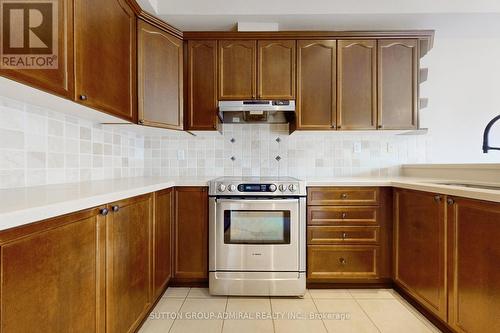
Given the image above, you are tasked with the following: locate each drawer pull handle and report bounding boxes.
[339,257,347,265]
[341,232,348,239]
[341,193,348,199]
[341,212,347,219]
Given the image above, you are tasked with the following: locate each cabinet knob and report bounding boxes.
[100,208,109,216]
[337,125,342,129]
[447,198,455,205]
[378,125,383,129]
[341,232,348,239]
[138,120,144,125]
[79,94,88,101]
[339,257,347,265]
[434,195,442,202]
[112,205,120,212]
[341,193,348,199]
[332,124,337,129]
[341,212,347,219]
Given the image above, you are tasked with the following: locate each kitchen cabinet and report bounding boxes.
[295,40,337,129]
[74,0,136,122]
[447,197,500,333]
[0,207,106,332]
[138,20,183,130]
[257,40,296,99]
[106,194,153,333]
[174,187,209,282]
[218,40,257,100]
[0,0,74,99]
[378,39,419,129]
[153,188,174,299]
[394,189,447,321]
[186,40,219,130]
[337,40,377,130]
[307,187,392,282]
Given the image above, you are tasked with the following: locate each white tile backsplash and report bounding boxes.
[0,94,428,189]
[0,95,145,189]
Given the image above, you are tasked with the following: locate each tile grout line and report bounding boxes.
[348,290,383,333]
[220,295,229,333]
[269,296,276,333]
[167,287,190,333]
[309,291,330,333]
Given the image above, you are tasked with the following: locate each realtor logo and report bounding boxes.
[1,0,58,69]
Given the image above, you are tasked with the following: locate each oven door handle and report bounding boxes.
[215,198,299,204]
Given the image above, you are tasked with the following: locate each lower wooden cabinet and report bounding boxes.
[394,189,447,321]
[447,197,500,333]
[307,187,392,283]
[153,188,174,298]
[106,194,153,333]
[174,187,209,282]
[0,207,105,333]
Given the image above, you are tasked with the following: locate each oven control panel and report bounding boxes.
[210,178,306,196]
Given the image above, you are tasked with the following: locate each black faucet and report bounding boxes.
[483,114,500,153]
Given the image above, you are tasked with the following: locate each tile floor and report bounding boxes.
[139,288,441,333]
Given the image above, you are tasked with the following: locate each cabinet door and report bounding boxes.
[106,194,152,333]
[0,0,74,98]
[258,40,296,99]
[138,20,183,130]
[378,39,418,129]
[0,207,105,332]
[186,40,218,130]
[74,0,136,121]
[174,187,208,281]
[447,197,500,333]
[153,188,173,299]
[337,40,377,130]
[394,189,447,321]
[296,40,337,129]
[218,40,256,100]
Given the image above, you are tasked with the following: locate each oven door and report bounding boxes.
[213,198,299,272]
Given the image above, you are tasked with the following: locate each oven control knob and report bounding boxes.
[278,184,287,192]
[218,184,226,192]
[228,184,237,192]
[268,184,277,192]
[288,184,298,192]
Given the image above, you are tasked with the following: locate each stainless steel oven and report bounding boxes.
[208,177,306,296]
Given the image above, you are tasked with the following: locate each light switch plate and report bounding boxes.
[353,142,362,153]
[177,150,185,160]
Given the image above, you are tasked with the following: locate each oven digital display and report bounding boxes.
[238,184,269,192]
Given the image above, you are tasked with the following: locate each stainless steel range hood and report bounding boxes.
[218,100,295,124]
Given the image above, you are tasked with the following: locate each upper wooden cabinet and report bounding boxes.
[296,40,337,129]
[447,197,500,333]
[394,189,447,321]
[258,40,296,99]
[378,39,419,129]
[74,0,136,122]
[106,194,152,333]
[186,40,219,130]
[138,20,183,130]
[218,40,257,100]
[0,0,74,99]
[337,40,377,130]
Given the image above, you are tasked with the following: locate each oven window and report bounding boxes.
[224,210,291,244]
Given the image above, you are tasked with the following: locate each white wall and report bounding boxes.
[420,33,500,162]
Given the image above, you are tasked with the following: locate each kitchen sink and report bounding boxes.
[435,183,500,191]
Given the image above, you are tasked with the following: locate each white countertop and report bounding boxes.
[1,176,500,232]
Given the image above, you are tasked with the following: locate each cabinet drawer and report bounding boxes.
[308,226,379,245]
[307,245,379,279]
[308,206,378,225]
[307,187,379,206]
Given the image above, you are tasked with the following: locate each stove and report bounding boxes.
[208,177,306,296]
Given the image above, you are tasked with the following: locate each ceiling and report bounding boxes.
[137,0,500,35]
